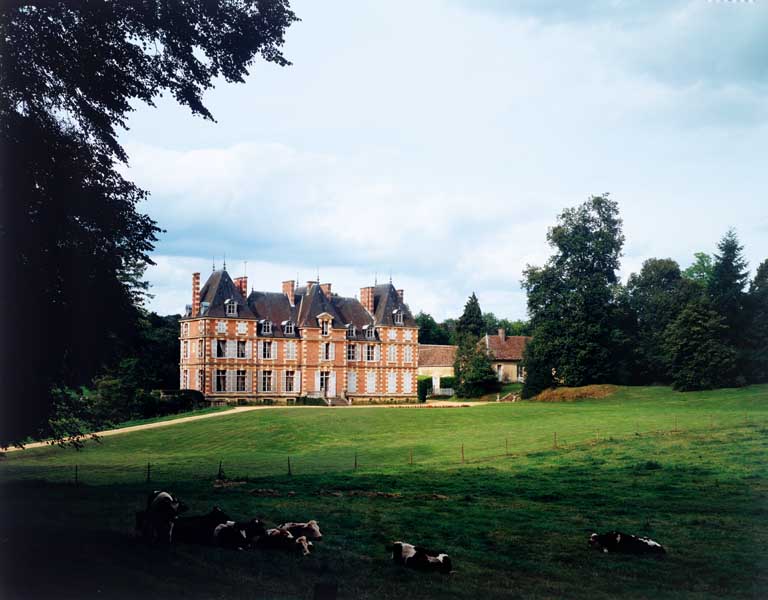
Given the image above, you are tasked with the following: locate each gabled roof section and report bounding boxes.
[295,284,345,328]
[246,291,298,335]
[485,335,532,361]
[333,295,375,340]
[372,283,416,327]
[198,270,255,318]
[418,344,457,367]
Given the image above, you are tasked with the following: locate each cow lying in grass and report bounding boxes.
[277,520,323,541]
[173,507,231,545]
[255,528,313,556]
[139,490,188,545]
[214,519,268,550]
[387,541,453,574]
[589,532,666,555]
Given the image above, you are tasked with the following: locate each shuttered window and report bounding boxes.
[366,371,376,392]
[348,371,357,393]
[387,372,397,393]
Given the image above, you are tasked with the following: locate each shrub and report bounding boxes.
[417,377,431,402]
[293,396,326,406]
[439,376,456,389]
[531,385,619,402]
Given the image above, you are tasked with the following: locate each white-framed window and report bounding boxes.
[365,327,375,340]
[182,369,189,389]
[347,325,356,338]
[347,344,356,361]
[285,341,297,360]
[348,371,357,393]
[321,320,330,336]
[320,371,331,391]
[323,342,334,361]
[388,329,397,340]
[387,345,397,362]
[285,370,295,392]
[199,321,206,334]
[387,372,397,393]
[404,329,413,341]
[197,370,205,391]
[237,321,247,335]
[261,370,272,392]
[366,371,376,393]
[197,340,204,358]
[366,344,376,361]
[394,311,404,326]
[226,301,237,317]
[262,341,272,360]
[403,371,412,393]
[217,321,226,334]
[182,322,189,336]
[183,341,189,359]
[517,364,525,381]
[237,340,247,358]
[262,321,272,335]
[216,340,226,358]
[404,346,413,363]
[236,370,247,392]
[215,369,227,392]
[284,321,295,335]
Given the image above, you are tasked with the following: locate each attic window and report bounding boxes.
[347,325,356,338]
[321,320,329,336]
[284,321,295,335]
[394,311,404,326]
[200,302,210,316]
[365,327,375,340]
[225,300,237,317]
[262,320,273,335]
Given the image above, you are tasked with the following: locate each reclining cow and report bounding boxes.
[387,541,453,574]
[213,519,267,550]
[589,531,666,555]
[277,520,323,541]
[254,527,313,556]
[141,490,188,545]
[173,506,231,546]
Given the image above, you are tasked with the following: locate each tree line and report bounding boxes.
[521,195,767,398]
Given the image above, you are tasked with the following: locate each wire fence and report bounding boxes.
[1,412,765,487]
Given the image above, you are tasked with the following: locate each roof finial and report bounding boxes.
[316,266,320,284]
[374,271,378,286]
[223,253,227,271]
[243,260,247,280]
[212,257,216,272]
[389,269,392,285]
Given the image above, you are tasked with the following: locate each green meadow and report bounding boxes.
[1,385,767,599]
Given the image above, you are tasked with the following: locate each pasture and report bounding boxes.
[1,385,767,599]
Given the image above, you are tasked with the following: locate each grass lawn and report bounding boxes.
[1,385,766,599]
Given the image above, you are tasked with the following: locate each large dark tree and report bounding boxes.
[708,229,749,345]
[745,260,768,383]
[415,312,451,345]
[521,195,626,398]
[0,0,297,445]
[456,293,484,341]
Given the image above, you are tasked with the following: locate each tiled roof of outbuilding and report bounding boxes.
[485,335,531,361]
[418,344,457,367]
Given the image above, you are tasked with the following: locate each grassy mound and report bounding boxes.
[532,384,621,402]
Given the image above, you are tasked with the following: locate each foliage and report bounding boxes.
[0,0,298,445]
[707,229,749,345]
[439,376,456,389]
[682,252,714,286]
[663,300,738,391]
[454,335,498,398]
[456,293,484,341]
[414,312,451,345]
[745,259,768,382]
[521,195,627,397]
[416,376,431,402]
[482,312,531,336]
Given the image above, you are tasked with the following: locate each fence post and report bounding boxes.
[217,460,224,480]
[505,437,509,456]
[553,432,557,449]
[287,456,292,476]
[146,461,151,483]
[461,443,465,464]
[354,452,358,470]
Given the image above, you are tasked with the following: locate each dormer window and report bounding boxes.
[261,320,272,335]
[394,310,404,326]
[347,324,356,338]
[365,327,375,340]
[225,300,237,317]
[200,301,210,316]
[284,321,295,335]
[321,320,329,336]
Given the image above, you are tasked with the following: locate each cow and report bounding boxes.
[173,506,231,546]
[277,520,323,541]
[142,490,188,545]
[254,528,313,556]
[589,531,666,555]
[387,541,453,574]
[213,519,267,550]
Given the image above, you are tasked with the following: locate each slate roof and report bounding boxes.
[334,295,376,340]
[246,291,299,338]
[197,270,255,319]
[372,283,417,327]
[418,344,457,367]
[485,335,531,361]
[295,283,346,328]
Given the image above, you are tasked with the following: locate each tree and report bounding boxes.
[415,312,450,345]
[454,336,497,398]
[745,260,768,383]
[456,293,484,341]
[708,229,749,343]
[0,1,298,445]
[683,252,715,286]
[499,319,531,337]
[521,195,626,398]
[482,312,499,335]
[664,300,737,391]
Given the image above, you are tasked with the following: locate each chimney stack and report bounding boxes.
[320,282,332,297]
[192,272,201,317]
[360,286,375,314]
[282,280,295,305]
[396,289,404,303]
[498,328,506,342]
[234,276,248,297]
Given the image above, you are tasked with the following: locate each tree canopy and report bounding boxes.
[0,0,298,445]
[456,293,484,341]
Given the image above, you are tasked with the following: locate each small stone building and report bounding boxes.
[417,344,456,391]
[483,330,531,383]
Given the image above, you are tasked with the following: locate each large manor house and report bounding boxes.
[179,268,419,404]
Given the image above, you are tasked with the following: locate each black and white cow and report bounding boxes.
[173,506,231,545]
[589,531,666,555]
[142,490,188,545]
[213,519,267,550]
[387,541,453,574]
[254,528,313,556]
[277,520,323,541]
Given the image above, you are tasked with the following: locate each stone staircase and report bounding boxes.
[327,397,351,407]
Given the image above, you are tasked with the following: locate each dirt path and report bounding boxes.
[7,400,492,452]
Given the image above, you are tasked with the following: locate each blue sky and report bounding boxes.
[120,0,768,319]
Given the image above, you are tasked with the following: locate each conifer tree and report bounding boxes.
[746,259,768,382]
[456,293,484,341]
[708,229,749,344]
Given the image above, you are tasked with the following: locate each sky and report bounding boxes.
[119,0,768,320]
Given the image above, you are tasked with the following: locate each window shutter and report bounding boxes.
[255,370,261,392]
[330,372,336,396]
[246,370,252,393]
[348,371,357,393]
[329,343,335,361]
[314,371,321,392]
[296,370,301,393]
[211,340,217,358]
[245,341,251,359]
[226,370,234,392]
[375,345,381,362]
[257,341,263,361]
[272,341,278,360]
[356,345,362,361]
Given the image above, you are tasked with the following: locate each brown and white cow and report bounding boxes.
[277,520,323,541]
[255,528,313,556]
[387,541,453,574]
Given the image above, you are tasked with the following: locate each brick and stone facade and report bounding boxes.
[179,269,419,405]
